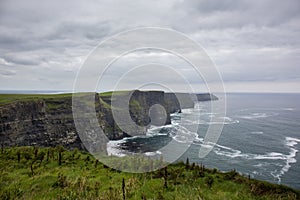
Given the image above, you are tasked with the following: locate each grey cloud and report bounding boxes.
[0,0,299,92]
[173,0,300,30]
[0,69,16,76]
[3,54,41,66]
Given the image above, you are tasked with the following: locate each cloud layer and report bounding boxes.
[0,0,299,92]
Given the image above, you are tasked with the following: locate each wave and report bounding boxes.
[106,103,299,184]
[237,112,278,119]
[212,136,300,184]
[235,106,295,120]
[282,108,295,111]
[107,140,127,157]
[170,124,198,144]
[272,137,300,183]
[144,150,162,156]
[253,162,270,168]
[106,120,198,157]
[250,131,264,135]
[146,124,174,137]
[238,107,295,112]
[178,116,239,126]
[286,137,300,147]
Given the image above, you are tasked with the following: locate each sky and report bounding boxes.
[0,0,300,93]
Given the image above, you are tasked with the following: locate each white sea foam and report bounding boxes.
[144,151,156,156]
[182,108,194,114]
[107,140,126,157]
[180,116,239,125]
[272,137,300,183]
[286,137,300,147]
[206,118,239,125]
[237,112,278,119]
[250,131,264,135]
[282,108,295,111]
[171,124,197,144]
[170,112,181,117]
[238,107,294,112]
[252,171,259,175]
[213,136,300,184]
[156,150,162,154]
[146,125,172,137]
[253,162,270,168]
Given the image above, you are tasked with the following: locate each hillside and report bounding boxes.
[0,146,299,200]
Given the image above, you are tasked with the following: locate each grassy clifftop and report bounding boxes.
[0,147,299,200]
[0,93,74,106]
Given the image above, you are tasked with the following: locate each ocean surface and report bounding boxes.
[107,93,300,189]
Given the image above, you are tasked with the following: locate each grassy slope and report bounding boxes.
[0,147,299,200]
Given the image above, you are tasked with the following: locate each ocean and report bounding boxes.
[107,93,300,189]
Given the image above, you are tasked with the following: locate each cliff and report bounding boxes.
[0,91,217,150]
[0,97,83,149]
[195,93,218,101]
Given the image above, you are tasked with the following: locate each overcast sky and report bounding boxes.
[0,0,299,93]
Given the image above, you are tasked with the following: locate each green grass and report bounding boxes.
[0,147,299,200]
[0,91,133,107]
[99,90,131,97]
[0,94,74,106]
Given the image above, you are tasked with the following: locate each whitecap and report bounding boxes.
[282,108,294,111]
[250,131,264,135]
[237,112,278,119]
[252,171,259,175]
[201,144,214,149]
[253,163,270,168]
[181,108,194,114]
[286,137,300,147]
[171,125,197,144]
[156,150,162,154]
[144,151,156,156]
[213,136,300,184]
[107,140,126,157]
[179,116,239,125]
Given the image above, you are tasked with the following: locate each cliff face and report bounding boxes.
[130,90,171,125]
[0,98,82,149]
[0,91,217,150]
[164,93,195,113]
[195,93,218,101]
[0,91,174,149]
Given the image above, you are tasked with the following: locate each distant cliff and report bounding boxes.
[195,93,218,101]
[0,91,217,150]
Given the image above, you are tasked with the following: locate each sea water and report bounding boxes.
[107,93,300,189]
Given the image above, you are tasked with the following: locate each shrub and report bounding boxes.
[16,150,21,162]
[205,176,214,188]
[185,158,190,169]
[23,151,31,161]
[53,173,68,188]
[224,170,238,180]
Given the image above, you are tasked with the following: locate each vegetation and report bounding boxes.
[0,92,119,107]
[98,90,132,97]
[0,146,299,200]
[0,93,82,107]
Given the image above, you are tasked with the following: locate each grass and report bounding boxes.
[0,94,74,106]
[0,92,133,108]
[98,91,132,97]
[0,146,299,200]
